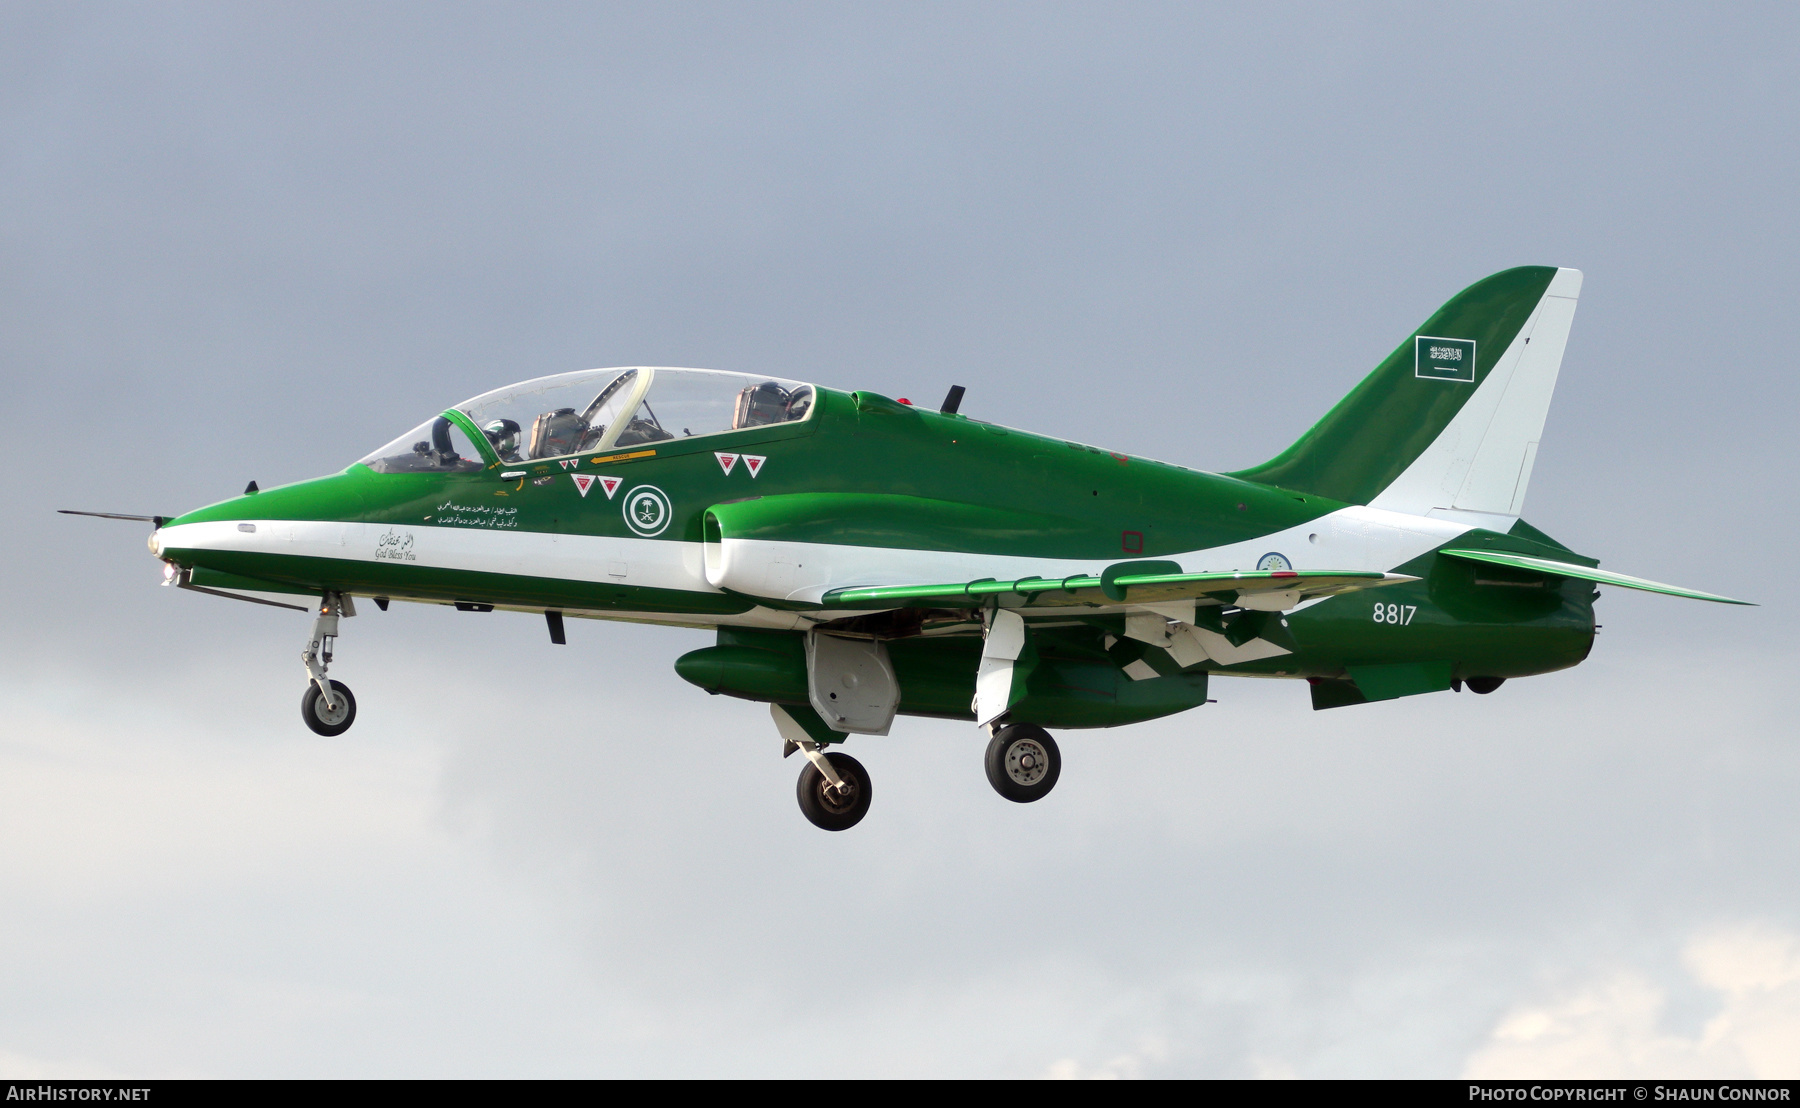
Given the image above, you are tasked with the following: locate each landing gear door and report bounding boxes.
[806,632,900,736]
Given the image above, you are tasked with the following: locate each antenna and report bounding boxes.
[940,385,966,415]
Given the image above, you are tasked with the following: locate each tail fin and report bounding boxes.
[1230,266,1582,527]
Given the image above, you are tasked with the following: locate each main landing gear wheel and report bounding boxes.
[796,751,872,832]
[985,724,1061,803]
[301,680,357,736]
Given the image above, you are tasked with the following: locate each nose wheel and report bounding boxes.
[985,724,1061,803]
[301,679,357,736]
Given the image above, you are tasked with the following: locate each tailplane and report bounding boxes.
[1231,266,1582,529]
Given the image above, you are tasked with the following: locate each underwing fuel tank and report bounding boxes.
[676,628,1210,729]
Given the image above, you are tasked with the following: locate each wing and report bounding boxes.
[820,568,1416,611]
[1438,549,1753,605]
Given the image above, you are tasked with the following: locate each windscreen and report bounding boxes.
[357,416,488,474]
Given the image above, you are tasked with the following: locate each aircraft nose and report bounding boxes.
[154,470,369,578]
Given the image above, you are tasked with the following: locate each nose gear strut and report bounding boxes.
[300,591,358,736]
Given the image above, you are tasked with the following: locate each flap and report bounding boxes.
[1438,549,1752,605]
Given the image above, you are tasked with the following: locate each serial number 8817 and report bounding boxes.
[1373,602,1417,625]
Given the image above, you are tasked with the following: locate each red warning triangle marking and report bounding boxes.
[571,474,596,497]
[598,475,622,500]
[715,452,739,475]
[743,454,766,478]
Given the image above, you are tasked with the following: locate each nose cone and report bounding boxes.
[154,470,370,580]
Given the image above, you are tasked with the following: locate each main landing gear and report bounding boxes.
[795,749,873,832]
[300,591,357,736]
[985,723,1061,803]
[773,705,874,831]
[776,711,1067,830]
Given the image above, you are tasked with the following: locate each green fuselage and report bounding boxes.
[153,382,1596,726]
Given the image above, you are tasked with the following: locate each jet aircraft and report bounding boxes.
[66,266,1748,830]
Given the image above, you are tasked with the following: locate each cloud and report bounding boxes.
[4,618,1797,1077]
[1046,1037,1170,1079]
[0,670,605,1078]
[0,679,444,897]
[0,1050,117,1080]
[3,0,1799,1079]
[1465,924,1800,1079]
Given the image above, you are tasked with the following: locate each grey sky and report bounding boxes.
[3,2,1797,1077]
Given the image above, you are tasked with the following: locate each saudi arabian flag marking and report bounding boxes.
[1416,336,1476,382]
[571,474,596,497]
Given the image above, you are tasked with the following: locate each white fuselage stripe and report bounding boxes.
[706,505,1470,603]
[158,520,717,593]
[158,504,1473,625]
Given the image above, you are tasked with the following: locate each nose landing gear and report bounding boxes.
[300,591,357,736]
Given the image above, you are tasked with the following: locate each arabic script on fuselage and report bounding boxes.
[375,528,417,561]
[434,501,521,529]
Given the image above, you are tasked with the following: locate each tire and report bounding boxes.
[301,680,357,736]
[1465,676,1506,695]
[985,724,1061,803]
[796,751,872,831]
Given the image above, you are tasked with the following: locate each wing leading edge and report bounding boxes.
[820,568,1416,611]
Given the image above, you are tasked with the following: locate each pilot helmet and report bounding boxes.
[482,418,522,457]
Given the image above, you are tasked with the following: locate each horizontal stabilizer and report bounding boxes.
[1438,549,1753,605]
[821,568,1416,610]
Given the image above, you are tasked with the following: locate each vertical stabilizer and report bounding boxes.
[1372,267,1581,526]
[1230,266,1582,528]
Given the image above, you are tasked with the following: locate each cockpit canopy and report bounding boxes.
[358,367,815,474]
